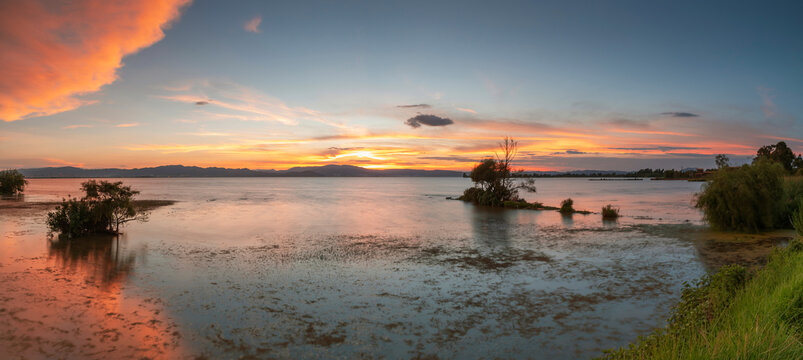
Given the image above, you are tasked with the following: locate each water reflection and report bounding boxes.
[561,213,574,229]
[47,234,137,288]
[469,205,512,247]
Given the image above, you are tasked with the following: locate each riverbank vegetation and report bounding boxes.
[695,142,803,232]
[47,180,147,238]
[599,236,803,359]
[603,142,803,358]
[0,169,27,195]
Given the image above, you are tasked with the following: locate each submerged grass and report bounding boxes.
[602,205,620,220]
[599,237,803,359]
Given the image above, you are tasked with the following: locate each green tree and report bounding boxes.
[81,180,142,233]
[0,169,28,195]
[695,160,787,232]
[754,141,803,173]
[47,180,145,237]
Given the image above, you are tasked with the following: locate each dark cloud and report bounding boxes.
[397,104,431,109]
[661,112,698,117]
[405,114,454,128]
[609,146,708,152]
[195,100,210,105]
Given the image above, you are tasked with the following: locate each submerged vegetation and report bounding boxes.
[601,205,619,220]
[0,169,27,195]
[47,180,146,238]
[600,237,803,359]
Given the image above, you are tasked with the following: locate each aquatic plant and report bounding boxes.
[0,169,27,195]
[601,204,619,220]
[559,198,574,214]
[599,238,803,359]
[47,180,144,237]
[695,160,787,232]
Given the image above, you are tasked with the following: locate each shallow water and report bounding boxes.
[0,177,734,359]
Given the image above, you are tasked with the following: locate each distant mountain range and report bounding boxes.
[18,165,464,178]
[16,165,650,178]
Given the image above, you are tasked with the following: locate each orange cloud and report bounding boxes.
[0,0,192,121]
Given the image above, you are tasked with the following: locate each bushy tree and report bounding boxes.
[0,169,28,195]
[560,198,575,214]
[81,180,141,233]
[47,180,144,237]
[695,160,787,232]
[459,137,536,206]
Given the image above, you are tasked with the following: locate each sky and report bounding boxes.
[1,0,802,171]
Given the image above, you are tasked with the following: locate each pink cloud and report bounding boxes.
[244,15,262,33]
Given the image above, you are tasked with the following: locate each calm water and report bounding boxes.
[1,177,710,359]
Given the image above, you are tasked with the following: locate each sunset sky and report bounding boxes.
[1,0,801,171]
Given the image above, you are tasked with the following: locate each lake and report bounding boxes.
[0,177,743,359]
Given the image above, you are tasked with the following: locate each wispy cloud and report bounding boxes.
[62,124,94,129]
[757,86,776,118]
[456,107,477,114]
[180,131,234,137]
[159,80,350,128]
[609,146,708,152]
[397,104,431,109]
[116,123,140,128]
[0,0,191,121]
[244,15,262,33]
[551,149,588,155]
[43,158,85,167]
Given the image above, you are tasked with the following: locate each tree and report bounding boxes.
[81,180,142,233]
[460,137,536,206]
[695,160,787,232]
[0,169,28,195]
[715,154,730,169]
[754,141,802,173]
[47,180,145,237]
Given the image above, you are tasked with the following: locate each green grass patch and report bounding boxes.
[599,238,803,359]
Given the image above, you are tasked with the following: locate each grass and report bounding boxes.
[793,198,803,237]
[602,204,620,220]
[598,237,803,359]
